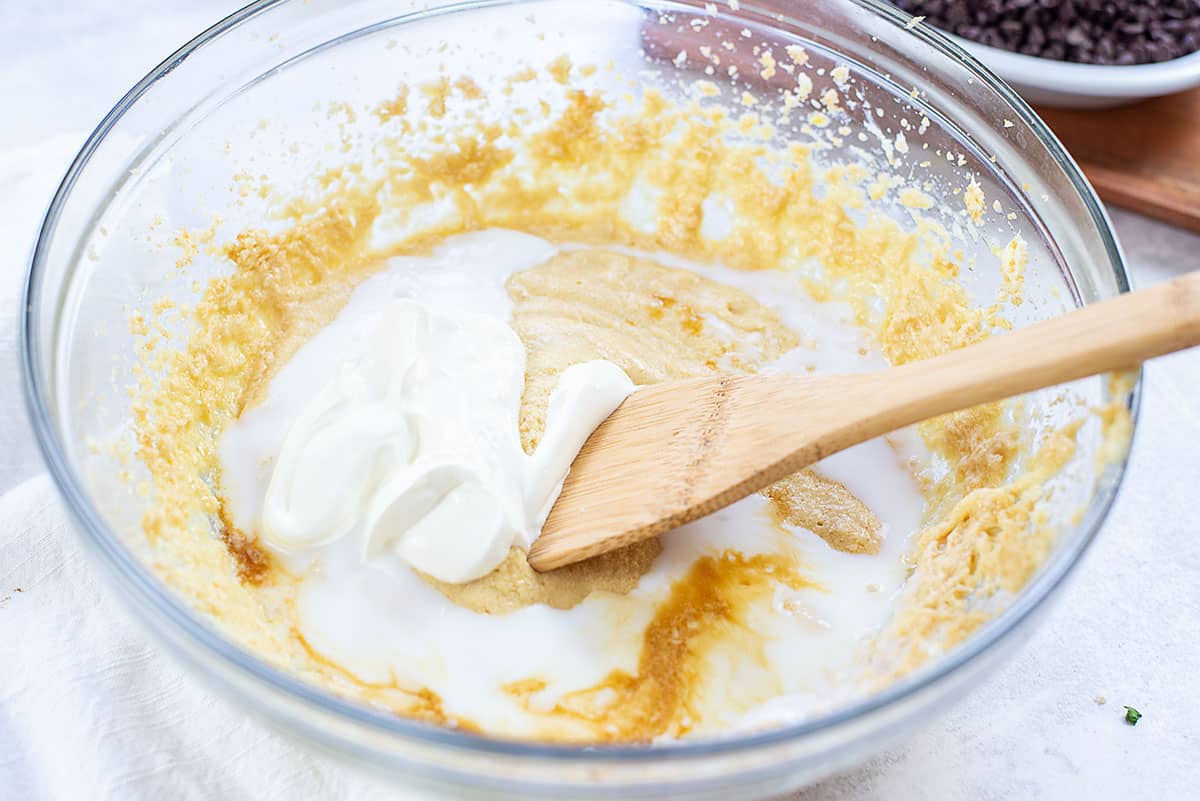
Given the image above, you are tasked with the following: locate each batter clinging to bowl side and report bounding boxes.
[125,53,1129,742]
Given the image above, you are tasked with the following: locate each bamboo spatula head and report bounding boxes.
[526,373,868,572]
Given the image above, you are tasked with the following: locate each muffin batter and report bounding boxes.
[119,52,1129,743]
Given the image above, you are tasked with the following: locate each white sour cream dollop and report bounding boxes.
[222,230,633,583]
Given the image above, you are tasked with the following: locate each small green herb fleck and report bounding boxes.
[1123,706,1142,726]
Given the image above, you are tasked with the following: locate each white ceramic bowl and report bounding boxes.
[954,37,1200,109]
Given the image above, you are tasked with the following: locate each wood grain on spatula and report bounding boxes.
[527,272,1200,572]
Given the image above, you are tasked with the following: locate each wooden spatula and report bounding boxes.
[527,272,1200,572]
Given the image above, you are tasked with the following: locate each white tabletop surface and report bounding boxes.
[1,2,1197,799]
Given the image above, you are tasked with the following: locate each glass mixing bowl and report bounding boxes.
[22,1,1136,798]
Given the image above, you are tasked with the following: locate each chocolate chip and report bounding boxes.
[893,0,1200,65]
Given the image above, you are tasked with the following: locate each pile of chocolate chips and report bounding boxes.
[893,0,1200,65]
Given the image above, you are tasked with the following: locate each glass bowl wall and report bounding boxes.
[23,1,1134,798]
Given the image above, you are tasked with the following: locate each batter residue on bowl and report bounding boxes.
[118,47,1131,743]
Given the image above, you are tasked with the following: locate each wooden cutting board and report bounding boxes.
[1034,88,1200,233]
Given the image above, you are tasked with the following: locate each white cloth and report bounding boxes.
[1,2,1198,799]
[0,475,409,801]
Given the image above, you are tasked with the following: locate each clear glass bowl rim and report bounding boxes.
[19,0,1139,765]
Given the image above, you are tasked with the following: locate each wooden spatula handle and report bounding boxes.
[866,271,1200,432]
[680,270,1200,506]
